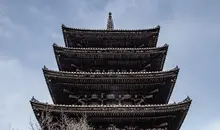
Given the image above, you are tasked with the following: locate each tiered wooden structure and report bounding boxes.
[30,12,191,130]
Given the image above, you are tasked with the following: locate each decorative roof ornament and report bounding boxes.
[43,65,48,70]
[107,12,114,30]
[53,43,58,46]
[30,96,39,102]
[185,96,191,101]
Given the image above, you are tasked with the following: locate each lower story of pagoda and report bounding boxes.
[30,97,191,130]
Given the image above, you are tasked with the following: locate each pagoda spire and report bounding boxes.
[107,12,114,30]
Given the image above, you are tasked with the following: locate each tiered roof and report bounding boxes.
[31,12,191,130]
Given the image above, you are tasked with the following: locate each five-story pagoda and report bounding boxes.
[30,12,191,130]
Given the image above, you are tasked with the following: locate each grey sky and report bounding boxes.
[0,0,220,129]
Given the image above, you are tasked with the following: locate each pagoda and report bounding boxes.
[30,12,192,130]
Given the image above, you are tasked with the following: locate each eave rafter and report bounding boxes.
[43,66,179,78]
[31,96,191,112]
[53,43,168,53]
[53,43,168,62]
[31,97,191,117]
[59,88,160,105]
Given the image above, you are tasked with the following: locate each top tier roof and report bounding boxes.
[62,24,160,33]
[62,13,160,48]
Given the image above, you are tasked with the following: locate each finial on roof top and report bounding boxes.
[107,12,114,30]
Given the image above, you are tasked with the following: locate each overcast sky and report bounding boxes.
[0,0,220,130]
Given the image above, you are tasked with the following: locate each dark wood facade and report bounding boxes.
[43,67,179,105]
[31,13,191,130]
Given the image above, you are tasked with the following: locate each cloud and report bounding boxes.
[51,32,63,43]
[201,120,220,130]
[0,56,52,130]
[28,6,55,22]
[0,14,29,39]
[0,5,13,38]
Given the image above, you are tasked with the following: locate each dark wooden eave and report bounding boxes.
[43,66,178,77]
[30,97,191,130]
[53,43,168,72]
[62,24,160,33]
[62,24,160,48]
[42,67,179,105]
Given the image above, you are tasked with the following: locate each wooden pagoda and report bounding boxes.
[30,12,191,130]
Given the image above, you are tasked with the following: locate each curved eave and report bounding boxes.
[43,66,179,78]
[53,43,168,52]
[62,24,160,33]
[42,66,57,104]
[30,97,191,118]
[30,96,191,112]
[166,68,179,103]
